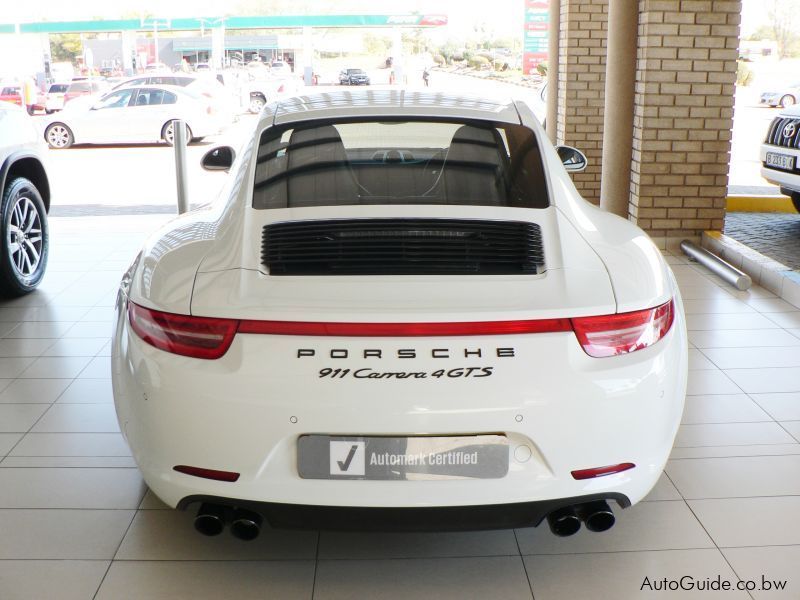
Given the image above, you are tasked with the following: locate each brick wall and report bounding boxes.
[629,0,741,237]
[557,0,609,204]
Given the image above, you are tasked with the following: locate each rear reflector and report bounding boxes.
[238,319,573,337]
[128,303,237,360]
[173,465,240,482]
[570,299,674,358]
[571,463,635,480]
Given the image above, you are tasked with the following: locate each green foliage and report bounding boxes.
[468,55,491,69]
[432,54,445,65]
[49,34,83,62]
[363,33,390,57]
[536,62,548,77]
[745,25,776,41]
[736,60,754,86]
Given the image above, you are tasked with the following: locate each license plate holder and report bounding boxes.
[298,434,509,480]
[766,152,795,171]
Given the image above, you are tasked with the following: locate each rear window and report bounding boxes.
[48,84,68,93]
[68,82,90,93]
[252,119,550,210]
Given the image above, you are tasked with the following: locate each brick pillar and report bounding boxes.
[557,0,609,204]
[629,0,741,239]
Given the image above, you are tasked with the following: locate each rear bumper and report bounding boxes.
[112,293,687,512]
[178,492,631,531]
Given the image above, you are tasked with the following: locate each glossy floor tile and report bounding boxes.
[723,546,800,599]
[524,549,750,600]
[95,561,316,600]
[314,556,533,600]
[0,223,798,597]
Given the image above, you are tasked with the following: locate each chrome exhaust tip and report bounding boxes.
[230,508,263,541]
[194,503,226,536]
[546,506,582,537]
[576,500,615,533]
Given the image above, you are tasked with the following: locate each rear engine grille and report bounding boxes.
[262,218,545,275]
[765,117,800,148]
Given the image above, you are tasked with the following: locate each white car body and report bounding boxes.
[44,82,69,112]
[760,85,800,108]
[760,105,800,208]
[270,61,292,76]
[112,90,687,536]
[42,85,227,146]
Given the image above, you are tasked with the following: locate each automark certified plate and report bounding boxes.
[765,152,795,171]
[298,435,509,480]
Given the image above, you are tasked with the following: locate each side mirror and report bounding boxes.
[201,146,235,172]
[556,145,587,173]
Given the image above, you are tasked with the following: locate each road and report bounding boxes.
[38,71,777,215]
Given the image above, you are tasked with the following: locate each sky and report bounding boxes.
[0,0,771,40]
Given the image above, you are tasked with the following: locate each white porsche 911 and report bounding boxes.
[112,90,687,540]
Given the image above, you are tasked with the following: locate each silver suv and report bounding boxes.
[761,106,800,212]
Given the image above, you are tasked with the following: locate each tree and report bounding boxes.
[766,0,799,58]
[50,34,83,62]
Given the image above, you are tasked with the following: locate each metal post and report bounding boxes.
[173,121,189,214]
[680,240,752,291]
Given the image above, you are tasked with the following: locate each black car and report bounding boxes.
[0,103,50,295]
[339,68,371,86]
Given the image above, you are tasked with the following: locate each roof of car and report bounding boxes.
[272,90,521,125]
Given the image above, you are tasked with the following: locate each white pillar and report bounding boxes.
[121,30,135,76]
[301,26,313,86]
[211,24,225,70]
[545,0,560,143]
[599,0,638,218]
[391,27,403,85]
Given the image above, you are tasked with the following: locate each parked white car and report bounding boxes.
[760,84,800,108]
[112,90,687,540]
[42,85,228,148]
[44,82,69,114]
[761,107,800,212]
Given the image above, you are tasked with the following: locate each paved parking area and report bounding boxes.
[0,215,799,598]
[724,212,800,271]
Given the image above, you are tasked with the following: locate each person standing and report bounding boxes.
[23,77,36,115]
[422,68,430,87]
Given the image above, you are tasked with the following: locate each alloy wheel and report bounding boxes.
[6,194,43,278]
[46,124,70,148]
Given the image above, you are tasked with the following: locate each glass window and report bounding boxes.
[133,88,166,106]
[48,84,68,93]
[161,91,178,105]
[252,119,550,210]
[94,89,134,109]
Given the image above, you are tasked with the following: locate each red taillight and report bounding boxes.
[570,300,674,358]
[238,318,573,337]
[571,463,635,480]
[128,302,237,359]
[173,465,240,482]
[278,84,285,93]
[128,300,674,358]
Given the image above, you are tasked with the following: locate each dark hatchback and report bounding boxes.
[339,68,371,86]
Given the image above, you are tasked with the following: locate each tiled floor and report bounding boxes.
[1,217,800,599]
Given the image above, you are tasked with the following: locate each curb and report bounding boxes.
[702,230,800,307]
[726,195,796,213]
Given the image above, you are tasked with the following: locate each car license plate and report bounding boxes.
[297,434,509,480]
[765,152,795,171]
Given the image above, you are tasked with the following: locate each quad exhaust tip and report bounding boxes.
[230,508,263,541]
[547,506,582,537]
[547,500,616,537]
[194,503,226,536]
